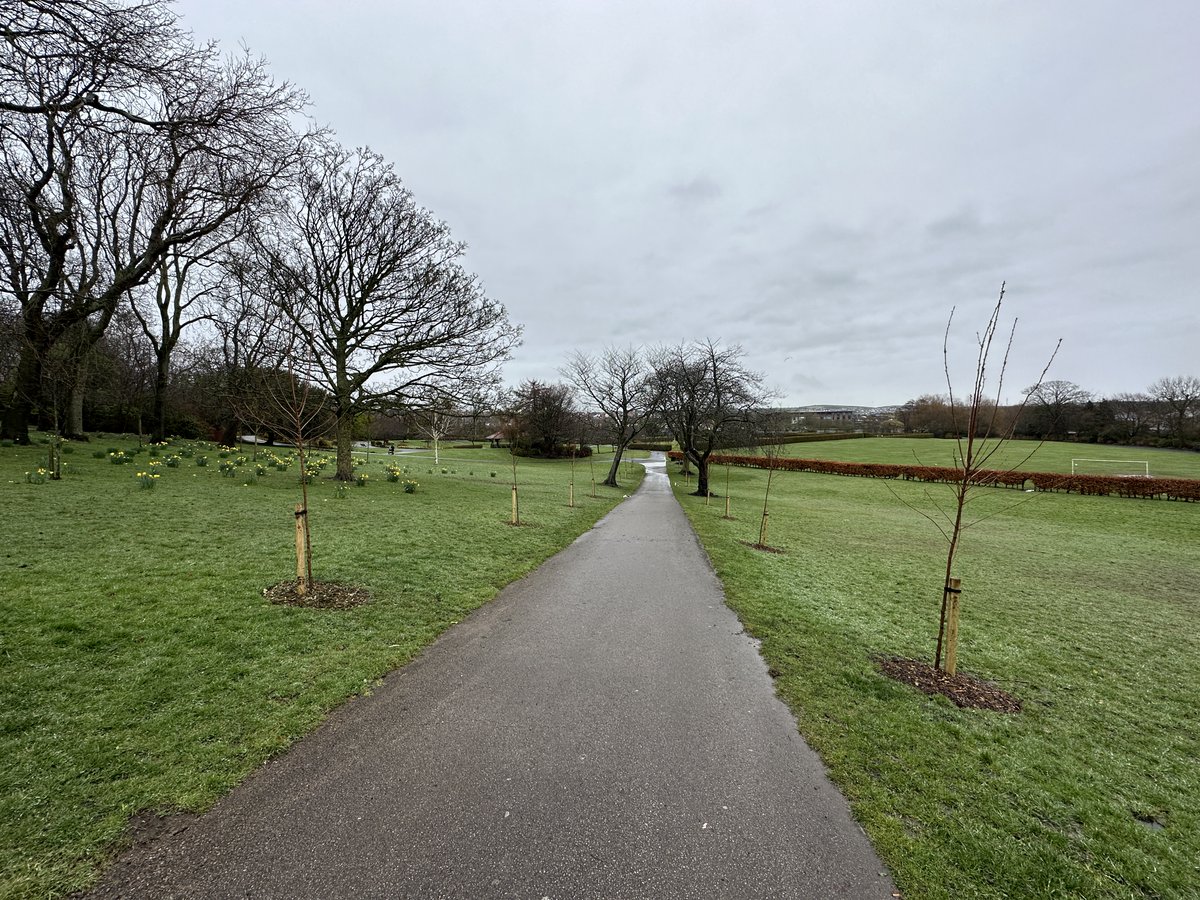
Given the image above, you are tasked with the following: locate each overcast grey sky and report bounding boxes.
[175,0,1198,406]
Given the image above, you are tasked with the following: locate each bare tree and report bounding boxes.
[1,1,197,123]
[651,340,766,497]
[0,10,307,441]
[906,284,1059,675]
[563,345,660,487]
[1021,379,1091,439]
[509,380,578,457]
[416,406,455,465]
[1106,391,1152,443]
[1148,375,1200,448]
[232,326,333,597]
[129,230,239,441]
[257,142,520,480]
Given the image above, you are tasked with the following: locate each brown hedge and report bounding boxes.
[666,451,1200,501]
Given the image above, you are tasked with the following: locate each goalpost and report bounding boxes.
[1071,458,1151,477]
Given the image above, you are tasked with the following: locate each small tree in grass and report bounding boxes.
[234,327,332,596]
[417,407,454,465]
[754,442,782,549]
[900,284,1059,675]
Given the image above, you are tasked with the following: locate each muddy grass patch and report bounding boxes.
[875,655,1022,713]
[263,580,371,609]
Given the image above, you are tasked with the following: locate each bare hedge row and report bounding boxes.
[666,452,1200,502]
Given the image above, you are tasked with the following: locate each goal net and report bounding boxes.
[1071,458,1151,477]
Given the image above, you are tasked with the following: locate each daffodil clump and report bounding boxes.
[136,470,161,490]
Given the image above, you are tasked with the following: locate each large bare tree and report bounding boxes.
[1021,379,1091,439]
[0,2,307,441]
[256,141,521,480]
[651,340,766,497]
[1148,375,1200,448]
[563,345,660,487]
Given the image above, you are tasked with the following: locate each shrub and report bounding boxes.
[402,480,418,493]
[195,456,209,467]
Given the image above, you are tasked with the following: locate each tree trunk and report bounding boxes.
[335,411,355,481]
[693,455,710,496]
[603,445,625,487]
[67,357,87,439]
[151,351,170,442]
[1,346,42,443]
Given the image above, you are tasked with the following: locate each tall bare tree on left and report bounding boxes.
[247,141,522,481]
[0,0,309,441]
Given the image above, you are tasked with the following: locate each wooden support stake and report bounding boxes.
[758,510,769,547]
[591,477,596,498]
[569,482,574,508]
[511,485,519,525]
[944,577,962,675]
[294,504,308,596]
[724,494,731,518]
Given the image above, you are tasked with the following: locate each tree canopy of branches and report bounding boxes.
[1148,375,1200,448]
[507,380,578,457]
[1021,379,1091,439]
[0,0,308,441]
[651,340,767,497]
[563,345,660,486]
[255,142,520,480]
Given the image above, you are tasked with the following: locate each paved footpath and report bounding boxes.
[90,457,896,899]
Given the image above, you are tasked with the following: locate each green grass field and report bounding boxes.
[0,436,641,899]
[757,437,1200,479]
[672,459,1200,899]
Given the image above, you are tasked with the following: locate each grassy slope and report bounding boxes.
[760,437,1200,479]
[0,438,641,899]
[672,460,1199,899]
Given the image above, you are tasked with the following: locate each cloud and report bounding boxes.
[665,175,723,205]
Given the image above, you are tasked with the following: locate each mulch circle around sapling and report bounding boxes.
[263,580,371,609]
[875,655,1022,713]
[737,540,785,554]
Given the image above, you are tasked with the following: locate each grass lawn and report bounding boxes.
[757,437,1200,479]
[671,461,1200,899]
[0,436,641,899]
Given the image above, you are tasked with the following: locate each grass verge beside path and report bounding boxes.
[0,437,642,899]
[672,463,1199,899]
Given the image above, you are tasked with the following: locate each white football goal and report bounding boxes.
[1071,458,1150,477]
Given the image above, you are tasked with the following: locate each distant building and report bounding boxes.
[772,405,902,434]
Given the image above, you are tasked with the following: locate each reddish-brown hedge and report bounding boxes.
[666,451,1200,501]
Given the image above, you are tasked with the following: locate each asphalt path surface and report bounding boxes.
[89,455,896,899]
